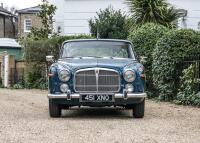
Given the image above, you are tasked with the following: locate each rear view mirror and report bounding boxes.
[140,56,147,64]
[46,55,54,62]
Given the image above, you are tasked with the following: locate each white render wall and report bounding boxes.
[169,0,200,30]
[49,0,129,35]
[50,0,200,36]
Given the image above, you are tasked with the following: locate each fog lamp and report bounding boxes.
[60,84,69,93]
[125,84,134,93]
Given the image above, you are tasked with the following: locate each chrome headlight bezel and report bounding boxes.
[58,70,71,82]
[60,84,69,93]
[123,69,136,82]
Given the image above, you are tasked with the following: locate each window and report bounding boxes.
[62,41,135,59]
[24,19,32,32]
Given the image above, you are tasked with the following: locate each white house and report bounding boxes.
[49,0,200,36]
[49,0,129,35]
[169,0,200,30]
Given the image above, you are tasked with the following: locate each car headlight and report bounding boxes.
[123,70,136,82]
[58,70,70,82]
[60,84,69,93]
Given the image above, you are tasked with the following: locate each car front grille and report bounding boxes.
[74,68,120,92]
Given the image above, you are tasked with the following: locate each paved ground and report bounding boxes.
[0,89,200,143]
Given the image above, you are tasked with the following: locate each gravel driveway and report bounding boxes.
[0,89,199,143]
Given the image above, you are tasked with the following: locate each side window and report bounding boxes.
[24,19,32,32]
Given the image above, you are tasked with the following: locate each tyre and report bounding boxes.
[133,99,145,118]
[49,99,61,118]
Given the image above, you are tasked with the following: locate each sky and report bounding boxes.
[0,0,42,10]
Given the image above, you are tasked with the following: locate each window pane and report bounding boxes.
[25,19,32,31]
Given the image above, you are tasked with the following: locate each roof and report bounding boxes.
[17,6,41,14]
[0,7,14,16]
[0,38,21,48]
[63,39,132,45]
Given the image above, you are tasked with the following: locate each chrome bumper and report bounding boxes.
[48,93,147,99]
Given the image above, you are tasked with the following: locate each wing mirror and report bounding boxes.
[140,56,147,64]
[46,55,54,62]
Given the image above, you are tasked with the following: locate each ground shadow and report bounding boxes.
[61,108,133,119]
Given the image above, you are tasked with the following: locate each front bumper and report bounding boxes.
[48,93,147,99]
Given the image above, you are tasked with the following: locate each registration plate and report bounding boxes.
[80,94,114,102]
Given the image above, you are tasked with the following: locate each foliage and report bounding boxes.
[152,29,200,101]
[23,35,92,89]
[128,23,169,98]
[24,35,93,63]
[28,0,57,40]
[125,0,184,28]
[174,65,200,107]
[13,82,24,89]
[89,7,133,39]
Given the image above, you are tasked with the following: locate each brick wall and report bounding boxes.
[18,13,42,37]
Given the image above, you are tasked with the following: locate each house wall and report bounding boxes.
[50,0,200,36]
[0,47,22,61]
[18,13,43,37]
[0,14,17,38]
[0,15,4,37]
[169,0,200,30]
[50,0,129,35]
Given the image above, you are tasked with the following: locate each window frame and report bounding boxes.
[24,19,32,33]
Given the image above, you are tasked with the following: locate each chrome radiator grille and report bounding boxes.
[74,68,120,92]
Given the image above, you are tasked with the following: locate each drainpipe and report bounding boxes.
[3,16,5,37]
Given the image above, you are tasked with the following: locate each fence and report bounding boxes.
[9,68,24,86]
[176,55,200,90]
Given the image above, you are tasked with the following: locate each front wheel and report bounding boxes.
[133,99,145,118]
[49,99,61,118]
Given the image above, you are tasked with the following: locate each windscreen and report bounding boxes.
[62,41,135,59]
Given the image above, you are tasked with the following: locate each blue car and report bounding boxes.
[47,39,147,118]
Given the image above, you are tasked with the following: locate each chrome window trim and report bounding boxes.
[74,68,121,93]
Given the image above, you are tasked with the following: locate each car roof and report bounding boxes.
[63,39,132,45]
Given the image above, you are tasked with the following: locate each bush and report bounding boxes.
[174,65,200,107]
[23,35,93,89]
[128,23,169,98]
[24,35,93,63]
[89,7,132,39]
[13,82,24,89]
[153,29,200,101]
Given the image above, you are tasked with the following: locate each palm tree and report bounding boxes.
[125,0,183,28]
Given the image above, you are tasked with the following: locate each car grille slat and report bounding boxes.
[75,68,120,92]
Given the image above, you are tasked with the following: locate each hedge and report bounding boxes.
[22,35,93,89]
[152,29,200,101]
[24,35,93,63]
[128,23,169,98]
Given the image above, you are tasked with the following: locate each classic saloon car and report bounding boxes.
[47,39,147,118]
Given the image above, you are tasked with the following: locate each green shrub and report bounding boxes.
[174,65,200,107]
[153,29,200,101]
[23,35,92,89]
[89,7,132,39]
[24,35,93,63]
[13,82,24,89]
[128,23,169,98]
